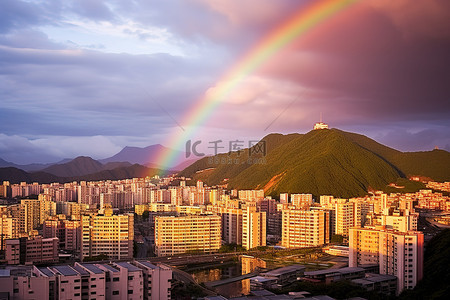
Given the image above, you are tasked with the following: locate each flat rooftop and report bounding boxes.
[96,264,119,273]
[263,264,305,276]
[305,267,364,276]
[80,264,104,275]
[73,266,89,275]
[52,265,78,276]
[136,261,158,270]
[337,267,365,274]
[115,262,141,272]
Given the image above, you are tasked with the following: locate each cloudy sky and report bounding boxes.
[1,0,450,165]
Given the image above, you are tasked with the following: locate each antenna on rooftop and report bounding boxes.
[320,112,323,123]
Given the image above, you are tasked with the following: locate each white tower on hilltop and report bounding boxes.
[313,112,329,130]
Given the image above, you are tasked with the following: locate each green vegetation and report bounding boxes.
[383,178,426,194]
[142,210,149,221]
[398,229,450,299]
[179,129,450,197]
[83,254,108,262]
[218,243,246,253]
[171,282,207,299]
[133,241,138,258]
[330,234,345,244]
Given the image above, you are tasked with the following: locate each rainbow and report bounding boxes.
[154,0,359,174]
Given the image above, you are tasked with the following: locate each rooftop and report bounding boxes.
[52,265,78,276]
[79,263,105,275]
[72,265,89,275]
[115,262,141,272]
[136,261,158,270]
[96,264,119,273]
[263,264,305,276]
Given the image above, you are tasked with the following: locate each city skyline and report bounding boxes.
[1,0,450,164]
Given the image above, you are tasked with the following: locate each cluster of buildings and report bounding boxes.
[0,260,172,300]
[1,178,448,296]
[425,180,450,192]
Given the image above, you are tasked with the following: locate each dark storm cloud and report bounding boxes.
[255,1,450,125]
[376,128,450,152]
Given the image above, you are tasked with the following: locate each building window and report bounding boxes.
[128,290,133,294]
[112,291,119,295]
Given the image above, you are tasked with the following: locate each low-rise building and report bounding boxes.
[0,261,172,300]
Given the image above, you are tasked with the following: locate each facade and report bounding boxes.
[80,210,134,261]
[221,208,243,245]
[0,261,171,300]
[133,261,172,300]
[281,209,329,248]
[313,122,329,130]
[155,215,221,256]
[21,198,56,233]
[0,215,19,250]
[334,199,355,237]
[5,236,59,265]
[242,206,266,250]
[113,262,144,300]
[349,226,424,294]
[290,194,313,209]
[43,216,81,251]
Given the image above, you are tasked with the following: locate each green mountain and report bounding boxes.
[0,164,161,185]
[179,129,450,198]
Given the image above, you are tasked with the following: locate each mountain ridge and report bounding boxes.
[179,129,450,198]
[0,164,162,185]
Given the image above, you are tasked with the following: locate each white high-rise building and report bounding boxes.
[349,226,424,294]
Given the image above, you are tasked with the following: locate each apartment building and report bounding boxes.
[291,193,313,209]
[43,215,81,251]
[155,214,221,256]
[80,210,134,261]
[133,261,172,300]
[221,208,243,245]
[0,261,171,300]
[349,226,424,294]
[0,214,19,250]
[281,209,329,248]
[242,206,266,250]
[5,236,59,265]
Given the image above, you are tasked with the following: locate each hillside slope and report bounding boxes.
[180,129,450,197]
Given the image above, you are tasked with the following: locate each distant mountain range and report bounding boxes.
[0,144,195,174]
[0,163,161,185]
[179,129,450,198]
[0,158,63,172]
[1,129,449,196]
